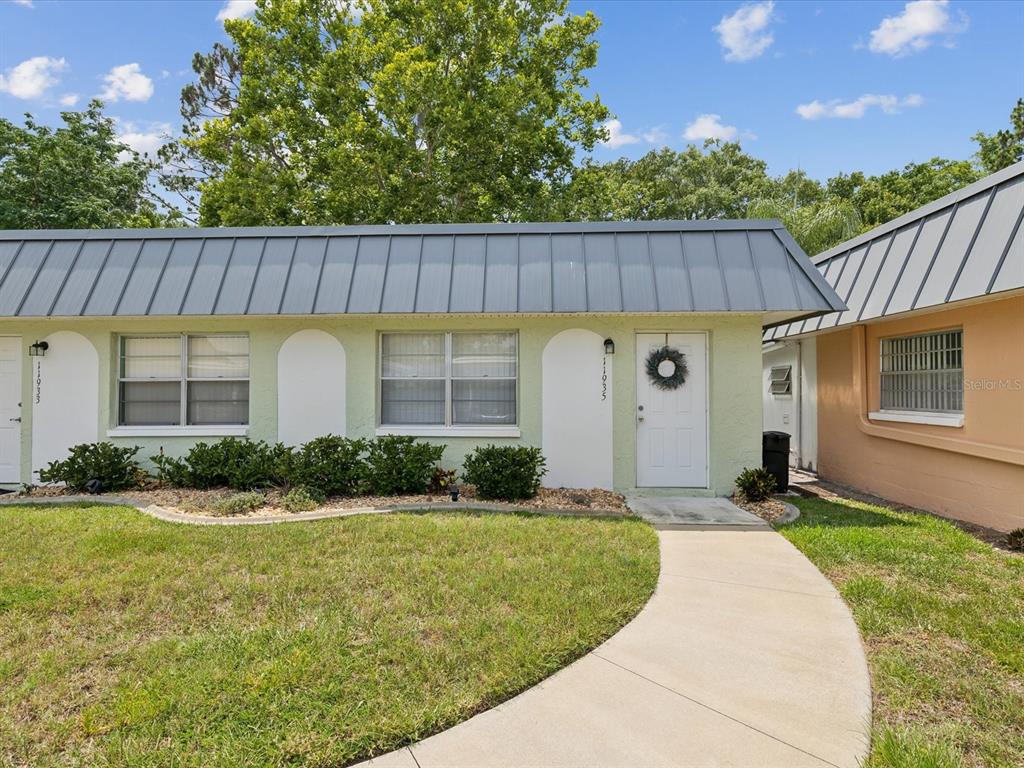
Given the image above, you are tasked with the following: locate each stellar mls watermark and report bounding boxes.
[964,378,1023,391]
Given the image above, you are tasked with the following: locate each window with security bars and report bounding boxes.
[118,335,249,426]
[380,332,517,426]
[880,329,962,413]
[769,366,792,396]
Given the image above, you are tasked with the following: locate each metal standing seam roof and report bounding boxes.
[766,161,1024,342]
[0,220,844,319]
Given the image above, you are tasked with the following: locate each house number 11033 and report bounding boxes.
[34,360,41,404]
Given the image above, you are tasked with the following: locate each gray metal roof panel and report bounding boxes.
[550,233,587,312]
[279,237,326,315]
[181,238,231,315]
[0,219,841,318]
[715,231,763,310]
[414,235,454,313]
[771,162,1023,340]
[483,234,518,312]
[991,215,1023,293]
[949,176,1024,301]
[648,232,693,311]
[518,234,553,313]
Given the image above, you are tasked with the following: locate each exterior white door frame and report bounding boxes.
[0,336,22,484]
[635,331,709,488]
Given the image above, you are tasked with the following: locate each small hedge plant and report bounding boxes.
[735,467,777,502]
[288,435,367,497]
[212,491,266,516]
[462,445,546,501]
[1007,529,1024,552]
[150,435,445,498]
[281,486,326,513]
[38,442,143,492]
[364,436,445,495]
[152,439,290,490]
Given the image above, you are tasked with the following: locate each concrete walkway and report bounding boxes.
[359,527,871,768]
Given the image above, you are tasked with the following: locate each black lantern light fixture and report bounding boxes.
[603,338,615,355]
[28,340,49,357]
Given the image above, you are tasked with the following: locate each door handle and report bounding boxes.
[9,417,20,422]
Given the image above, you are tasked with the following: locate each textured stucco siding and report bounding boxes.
[1,314,764,495]
[816,294,1024,532]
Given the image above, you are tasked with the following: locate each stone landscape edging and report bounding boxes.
[0,495,631,525]
[776,499,801,524]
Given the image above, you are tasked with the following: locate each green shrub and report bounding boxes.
[364,436,445,495]
[735,467,777,502]
[289,435,367,497]
[212,491,266,516]
[462,445,546,501]
[280,486,326,513]
[38,442,143,492]
[152,439,290,490]
[1007,528,1024,552]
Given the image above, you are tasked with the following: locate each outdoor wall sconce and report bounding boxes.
[604,338,615,355]
[28,340,49,357]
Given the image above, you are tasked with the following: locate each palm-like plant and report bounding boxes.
[748,197,862,256]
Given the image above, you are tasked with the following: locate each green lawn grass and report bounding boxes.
[0,505,659,767]
[782,496,1024,768]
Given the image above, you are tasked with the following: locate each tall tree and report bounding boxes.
[825,158,980,232]
[165,0,609,226]
[972,98,1024,174]
[0,101,170,230]
[559,141,777,221]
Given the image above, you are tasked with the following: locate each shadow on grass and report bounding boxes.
[786,496,914,529]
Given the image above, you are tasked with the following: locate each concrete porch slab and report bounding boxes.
[625,494,768,527]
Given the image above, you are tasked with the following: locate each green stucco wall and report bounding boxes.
[1,314,763,495]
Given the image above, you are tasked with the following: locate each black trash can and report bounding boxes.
[762,431,790,493]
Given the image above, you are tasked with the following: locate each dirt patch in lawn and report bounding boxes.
[18,484,631,518]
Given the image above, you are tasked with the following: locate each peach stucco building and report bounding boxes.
[764,163,1024,532]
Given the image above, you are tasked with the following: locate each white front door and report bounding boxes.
[636,333,708,488]
[0,337,22,483]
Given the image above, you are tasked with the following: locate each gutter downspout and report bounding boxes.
[795,340,803,469]
[852,325,1024,466]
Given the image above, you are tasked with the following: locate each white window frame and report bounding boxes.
[109,333,250,437]
[871,327,964,429]
[376,331,521,438]
[769,365,792,397]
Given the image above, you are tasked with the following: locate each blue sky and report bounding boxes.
[1,0,1021,182]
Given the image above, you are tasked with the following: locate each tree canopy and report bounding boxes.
[972,98,1024,175]
[164,0,609,226]
[0,102,171,230]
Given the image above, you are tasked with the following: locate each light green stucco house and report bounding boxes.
[0,221,843,495]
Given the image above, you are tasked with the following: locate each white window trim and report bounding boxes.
[117,333,250,429]
[375,425,521,438]
[868,410,964,428]
[378,331,519,433]
[107,425,250,438]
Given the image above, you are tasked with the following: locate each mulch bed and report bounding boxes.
[16,484,631,519]
[731,495,789,523]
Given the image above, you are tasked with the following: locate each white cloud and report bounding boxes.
[0,56,67,100]
[100,63,154,103]
[714,1,776,62]
[117,120,173,161]
[683,114,739,142]
[59,93,80,107]
[868,0,967,57]
[600,119,641,149]
[13,0,34,7]
[642,125,669,145]
[796,93,924,120]
[216,0,257,21]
